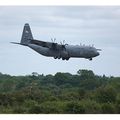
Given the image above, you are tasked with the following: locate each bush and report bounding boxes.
[64,101,85,114]
[80,99,101,114]
[101,103,115,114]
[28,105,42,114]
[39,101,64,114]
[95,87,117,103]
[12,106,26,114]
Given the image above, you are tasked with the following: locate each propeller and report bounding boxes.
[50,38,57,50]
[51,38,56,43]
[60,40,66,50]
[60,40,66,45]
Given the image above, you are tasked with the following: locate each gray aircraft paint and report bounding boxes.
[11,23,100,61]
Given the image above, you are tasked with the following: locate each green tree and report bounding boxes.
[54,72,71,86]
[95,87,117,103]
[64,101,85,114]
[101,103,115,114]
[77,69,95,79]
[28,105,42,114]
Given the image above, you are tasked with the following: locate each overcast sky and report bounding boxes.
[0,6,120,76]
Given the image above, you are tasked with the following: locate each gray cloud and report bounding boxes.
[0,6,120,76]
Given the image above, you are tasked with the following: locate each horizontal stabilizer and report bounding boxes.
[10,42,21,45]
[10,42,28,46]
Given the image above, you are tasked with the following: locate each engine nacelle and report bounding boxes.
[60,50,69,58]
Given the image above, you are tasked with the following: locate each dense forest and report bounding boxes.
[0,69,120,114]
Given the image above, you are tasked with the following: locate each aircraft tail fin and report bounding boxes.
[21,23,33,45]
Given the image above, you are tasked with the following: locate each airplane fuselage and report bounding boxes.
[28,43,99,60]
[11,23,100,61]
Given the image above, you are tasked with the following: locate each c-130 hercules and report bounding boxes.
[11,23,101,61]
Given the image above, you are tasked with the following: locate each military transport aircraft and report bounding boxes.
[11,23,101,61]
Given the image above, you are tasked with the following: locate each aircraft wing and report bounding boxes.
[30,39,48,47]
[30,39,65,50]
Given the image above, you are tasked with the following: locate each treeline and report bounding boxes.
[0,70,120,114]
